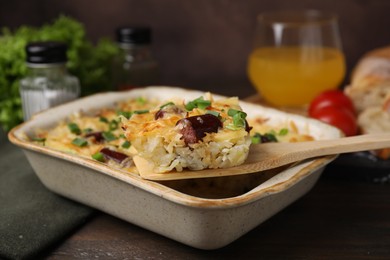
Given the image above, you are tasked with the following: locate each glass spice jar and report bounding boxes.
[19,41,80,121]
[111,26,159,90]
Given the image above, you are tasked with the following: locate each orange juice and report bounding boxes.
[248,46,346,106]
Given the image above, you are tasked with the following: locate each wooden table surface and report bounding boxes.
[42,162,390,259]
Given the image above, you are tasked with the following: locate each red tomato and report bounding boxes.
[310,106,358,136]
[308,90,356,116]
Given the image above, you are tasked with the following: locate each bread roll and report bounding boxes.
[344,46,390,159]
[357,103,390,159]
[344,46,390,112]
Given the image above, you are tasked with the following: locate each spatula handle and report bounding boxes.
[254,133,390,168]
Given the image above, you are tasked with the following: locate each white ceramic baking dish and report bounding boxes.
[8,87,342,250]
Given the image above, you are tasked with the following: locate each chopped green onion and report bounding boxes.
[206,110,220,118]
[119,134,126,139]
[68,123,81,135]
[71,137,88,147]
[227,108,247,118]
[117,110,133,119]
[264,133,278,142]
[83,128,93,133]
[185,102,196,111]
[227,108,247,130]
[99,117,109,123]
[185,97,211,111]
[136,96,146,105]
[251,133,262,144]
[92,152,105,162]
[133,109,149,114]
[159,102,175,109]
[121,140,131,149]
[251,132,278,144]
[109,119,119,131]
[278,128,289,136]
[197,100,211,110]
[102,131,117,142]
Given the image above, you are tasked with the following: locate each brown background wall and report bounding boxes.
[1,0,390,97]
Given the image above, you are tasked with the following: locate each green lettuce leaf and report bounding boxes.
[0,15,119,131]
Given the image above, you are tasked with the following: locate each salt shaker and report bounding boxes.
[111,26,159,90]
[19,41,80,121]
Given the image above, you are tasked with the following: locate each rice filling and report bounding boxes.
[121,93,252,173]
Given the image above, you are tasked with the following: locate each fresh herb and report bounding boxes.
[185,97,211,111]
[121,140,131,149]
[263,133,278,142]
[159,102,175,109]
[68,123,81,135]
[109,119,119,131]
[206,110,220,118]
[83,128,93,133]
[251,132,278,144]
[71,137,88,147]
[278,128,289,136]
[251,128,288,144]
[226,108,247,130]
[0,15,119,132]
[92,152,105,162]
[227,108,245,117]
[99,117,109,123]
[102,131,117,142]
[136,97,146,105]
[133,110,149,114]
[251,134,261,144]
[117,110,132,119]
[119,134,126,139]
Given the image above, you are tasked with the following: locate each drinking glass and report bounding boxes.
[247,10,346,107]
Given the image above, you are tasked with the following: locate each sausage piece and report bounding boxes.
[85,131,104,143]
[176,114,222,144]
[100,148,128,163]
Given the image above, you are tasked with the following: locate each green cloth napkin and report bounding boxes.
[0,129,95,260]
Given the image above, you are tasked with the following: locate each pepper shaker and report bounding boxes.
[111,26,159,90]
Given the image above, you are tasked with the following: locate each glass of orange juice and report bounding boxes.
[247,10,346,107]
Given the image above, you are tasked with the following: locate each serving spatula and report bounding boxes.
[134,133,390,181]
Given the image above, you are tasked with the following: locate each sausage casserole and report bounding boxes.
[28,92,314,175]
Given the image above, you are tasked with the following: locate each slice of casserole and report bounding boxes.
[121,93,252,173]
